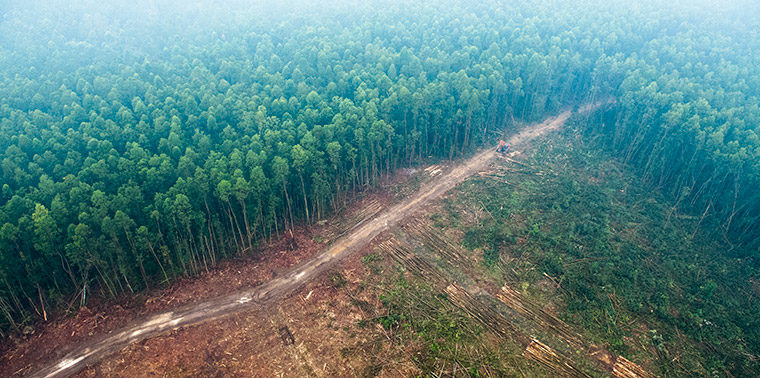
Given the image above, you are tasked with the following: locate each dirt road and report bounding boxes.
[28,107,593,378]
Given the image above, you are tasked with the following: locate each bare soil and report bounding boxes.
[75,243,417,377]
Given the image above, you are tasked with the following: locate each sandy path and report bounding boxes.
[28,106,596,378]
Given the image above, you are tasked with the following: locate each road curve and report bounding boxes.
[28,106,596,378]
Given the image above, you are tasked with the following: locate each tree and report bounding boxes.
[233,176,252,249]
[271,156,294,229]
[290,144,311,225]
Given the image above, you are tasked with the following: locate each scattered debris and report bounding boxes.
[278,326,295,346]
[286,229,299,251]
[523,337,590,377]
[424,165,443,176]
[328,272,347,288]
[445,284,523,341]
[379,225,654,378]
[612,355,655,378]
[497,285,583,350]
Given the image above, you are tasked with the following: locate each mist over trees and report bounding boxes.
[0,0,759,372]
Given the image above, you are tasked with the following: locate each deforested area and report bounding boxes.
[0,0,759,376]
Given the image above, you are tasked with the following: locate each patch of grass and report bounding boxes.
[350,298,373,313]
[361,253,382,264]
[329,271,347,288]
[361,253,384,275]
[373,271,529,375]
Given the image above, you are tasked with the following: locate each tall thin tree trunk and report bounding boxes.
[37,284,47,321]
[282,182,294,230]
[298,174,310,225]
[239,200,252,250]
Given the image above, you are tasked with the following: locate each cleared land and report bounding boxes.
[28,106,599,378]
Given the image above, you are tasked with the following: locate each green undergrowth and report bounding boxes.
[366,268,540,376]
[442,130,760,376]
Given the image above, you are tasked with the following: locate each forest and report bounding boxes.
[0,0,759,371]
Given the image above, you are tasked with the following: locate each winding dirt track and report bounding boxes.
[29,106,593,378]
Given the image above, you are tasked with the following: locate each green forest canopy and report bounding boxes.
[0,0,758,366]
